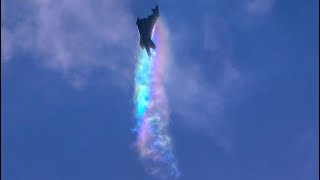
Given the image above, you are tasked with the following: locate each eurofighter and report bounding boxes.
[136,5,159,58]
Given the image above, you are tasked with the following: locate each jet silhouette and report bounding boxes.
[136,5,159,58]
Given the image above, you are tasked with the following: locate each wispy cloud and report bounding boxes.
[167,62,242,151]
[1,0,137,87]
[246,0,276,15]
[164,15,243,150]
[1,27,12,62]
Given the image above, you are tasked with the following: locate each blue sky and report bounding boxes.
[1,0,319,179]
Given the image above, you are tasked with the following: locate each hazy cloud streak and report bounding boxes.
[1,0,137,87]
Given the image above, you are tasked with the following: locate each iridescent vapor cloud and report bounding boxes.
[133,19,180,179]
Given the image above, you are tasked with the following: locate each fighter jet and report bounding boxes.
[136,5,160,58]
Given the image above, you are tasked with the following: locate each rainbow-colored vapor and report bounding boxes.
[133,19,180,179]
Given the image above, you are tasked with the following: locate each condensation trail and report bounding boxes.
[133,19,180,179]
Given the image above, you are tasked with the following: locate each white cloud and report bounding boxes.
[167,61,241,150]
[165,16,243,150]
[246,0,276,15]
[1,0,137,87]
[1,27,12,62]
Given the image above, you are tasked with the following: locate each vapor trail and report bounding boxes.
[133,19,180,179]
